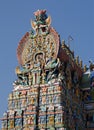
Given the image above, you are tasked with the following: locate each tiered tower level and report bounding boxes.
[1,10,94,130]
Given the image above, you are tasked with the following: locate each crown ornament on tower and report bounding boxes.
[34,9,46,17]
[31,9,51,34]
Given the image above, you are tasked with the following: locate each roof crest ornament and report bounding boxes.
[31,9,51,35]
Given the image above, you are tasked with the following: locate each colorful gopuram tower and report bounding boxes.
[1,10,94,130]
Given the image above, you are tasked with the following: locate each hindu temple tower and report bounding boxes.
[1,10,94,130]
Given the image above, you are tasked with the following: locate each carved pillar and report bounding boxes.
[28,72,32,86]
[37,69,41,84]
[32,71,35,85]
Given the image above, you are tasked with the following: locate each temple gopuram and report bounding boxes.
[1,10,94,130]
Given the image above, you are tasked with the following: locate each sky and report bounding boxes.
[0,0,94,128]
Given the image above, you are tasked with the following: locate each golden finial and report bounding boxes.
[84,65,87,72]
[62,40,65,49]
[80,60,83,68]
[75,56,79,65]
